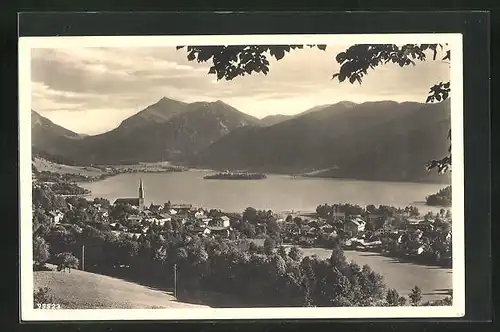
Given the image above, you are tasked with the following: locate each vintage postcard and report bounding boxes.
[19,33,464,321]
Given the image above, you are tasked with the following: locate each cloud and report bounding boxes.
[30,45,450,134]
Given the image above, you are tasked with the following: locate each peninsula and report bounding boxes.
[203,171,267,180]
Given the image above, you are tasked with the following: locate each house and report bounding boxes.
[127,233,142,240]
[220,216,231,228]
[97,207,109,218]
[195,210,206,219]
[171,204,192,211]
[306,227,317,237]
[48,210,64,224]
[149,204,163,213]
[344,218,366,235]
[201,218,212,225]
[155,214,171,226]
[110,222,124,231]
[320,225,334,233]
[169,209,178,215]
[127,215,142,223]
[407,218,424,225]
[208,217,225,228]
[206,226,230,238]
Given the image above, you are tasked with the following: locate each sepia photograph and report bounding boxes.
[19,33,464,321]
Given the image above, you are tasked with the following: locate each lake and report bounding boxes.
[80,170,448,214]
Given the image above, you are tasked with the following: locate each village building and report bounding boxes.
[114,179,145,210]
[126,214,142,224]
[148,203,163,213]
[171,203,192,211]
[220,216,231,228]
[195,210,206,219]
[48,210,64,224]
[205,226,230,238]
[344,217,366,235]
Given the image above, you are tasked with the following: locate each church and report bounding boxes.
[114,178,145,210]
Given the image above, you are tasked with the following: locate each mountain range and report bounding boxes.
[31,97,452,183]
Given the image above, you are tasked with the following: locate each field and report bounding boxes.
[283,246,452,302]
[32,157,104,177]
[33,266,209,309]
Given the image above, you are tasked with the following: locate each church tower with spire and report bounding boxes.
[138,178,145,210]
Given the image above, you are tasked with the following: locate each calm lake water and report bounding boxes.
[80,170,448,214]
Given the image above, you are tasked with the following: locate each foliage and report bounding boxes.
[32,185,67,211]
[263,237,276,254]
[33,287,56,308]
[176,45,326,81]
[178,43,451,173]
[55,252,80,272]
[288,246,303,262]
[426,186,452,207]
[33,236,50,268]
[409,286,422,306]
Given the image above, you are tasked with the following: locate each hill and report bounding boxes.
[31,110,82,162]
[191,100,451,183]
[32,157,104,177]
[260,114,292,126]
[33,98,262,165]
[34,266,209,309]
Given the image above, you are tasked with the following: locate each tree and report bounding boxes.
[33,236,50,268]
[398,296,408,306]
[409,286,422,306]
[386,288,399,306]
[178,43,451,173]
[288,246,303,262]
[276,245,288,259]
[55,252,79,272]
[264,237,276,255]
[242,207,258,224]
[330,237,346,267]
[266,218,280,240]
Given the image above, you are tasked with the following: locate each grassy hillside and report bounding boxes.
[34,267,209,309]
[32,157,104,177]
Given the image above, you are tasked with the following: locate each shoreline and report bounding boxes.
[85,167,451,187]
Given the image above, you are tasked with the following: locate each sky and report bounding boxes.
[31,45,450,135]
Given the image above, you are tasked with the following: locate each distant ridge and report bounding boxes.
[31,97,452,183]
[191,99,451,183]
[32,97,262,165]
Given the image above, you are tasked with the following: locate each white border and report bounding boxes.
[19,33,464,321]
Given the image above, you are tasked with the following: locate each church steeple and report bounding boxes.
[138,178,145,210]
[139,178,144,199]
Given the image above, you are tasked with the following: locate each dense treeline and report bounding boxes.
[426,186,452,207]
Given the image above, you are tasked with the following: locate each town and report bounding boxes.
[32,169,453,308]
